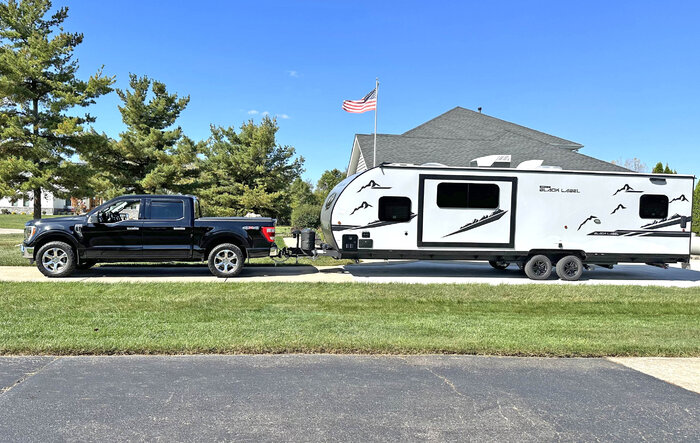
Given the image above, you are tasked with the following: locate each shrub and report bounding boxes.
[291,203,321,228]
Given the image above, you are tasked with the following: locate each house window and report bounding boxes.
[378,196,412,222]
[639,195,668,219]
[150,200,184,220]
[437,182,499,209]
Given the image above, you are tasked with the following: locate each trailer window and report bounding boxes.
[378,196,412,222]
[437,183,499,209]
[639,194,668,219]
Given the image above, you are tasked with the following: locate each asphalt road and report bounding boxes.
[1,259,699,286]
[0,355,698,441]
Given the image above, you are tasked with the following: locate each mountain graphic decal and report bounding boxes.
[357,180,391,192]
[611,204,626,214]
[350,201,373,215]
[443,209,507,238]
[669,194,689,203]
[577,215,599,231]
[612,184,643,196]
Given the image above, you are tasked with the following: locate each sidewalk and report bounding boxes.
[1,259,699,286]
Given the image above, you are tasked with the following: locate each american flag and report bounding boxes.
[342,88,377,113]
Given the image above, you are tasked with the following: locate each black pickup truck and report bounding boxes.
[21,195,277,278]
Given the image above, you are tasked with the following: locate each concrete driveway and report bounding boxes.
[0,355,697,441]
[0,259,699,286]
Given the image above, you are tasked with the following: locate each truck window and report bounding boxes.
[378,196,412,222]
[437,182,499,209]
[150,200,184,220]
[639,194,668,219]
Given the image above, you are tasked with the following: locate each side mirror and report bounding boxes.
[87,214,98,224]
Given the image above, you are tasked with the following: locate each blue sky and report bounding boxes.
[65,0,699,182]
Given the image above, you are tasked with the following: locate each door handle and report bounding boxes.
[127,227,139,231]
[173,227,186,231]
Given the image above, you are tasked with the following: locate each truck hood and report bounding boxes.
[25,215,87,227]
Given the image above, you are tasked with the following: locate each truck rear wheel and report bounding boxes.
[555,255,583,281]
[524,254,552,280]
[36,241,76,278]
[208,243,244,278]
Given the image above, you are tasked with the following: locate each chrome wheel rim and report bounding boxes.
[214,249,238,273]
[563,260,579,277]
[42,248,68,274]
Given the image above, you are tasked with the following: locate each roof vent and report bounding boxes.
[516,159,544,169]
[470,155,511,168]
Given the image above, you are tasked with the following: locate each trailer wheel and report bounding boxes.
[208,243,244,278]
[488,260,509,270]
[524,254,552,280]
[555,255,583,281]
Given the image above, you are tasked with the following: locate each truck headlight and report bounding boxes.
[24,226,36,242]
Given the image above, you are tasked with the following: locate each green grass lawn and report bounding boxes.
[0,213,61,230]
[0,282,697,356]
[0,234,25,266]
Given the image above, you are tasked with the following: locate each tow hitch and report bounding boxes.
[271,229,335,264]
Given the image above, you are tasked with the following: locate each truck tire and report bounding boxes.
[524,254,552,280]
[76,260,97,270]
[208,243,244,278]
[488,260,509,270]
[555,255,584,281]
[36,241,76,278]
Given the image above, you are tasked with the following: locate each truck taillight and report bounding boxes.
[262,226,275,243]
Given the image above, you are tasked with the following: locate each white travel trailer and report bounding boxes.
[319,162,694,281]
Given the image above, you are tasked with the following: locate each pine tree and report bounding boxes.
[0,0,114,217]
[83,74,199,196]
[199,116,303,217]
[663,164,676,174]
[652,162,664,173]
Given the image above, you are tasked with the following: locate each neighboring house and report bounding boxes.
[0,194,70,215]
[347,106,628,176]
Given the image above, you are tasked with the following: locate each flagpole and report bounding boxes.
[373,78,379,167]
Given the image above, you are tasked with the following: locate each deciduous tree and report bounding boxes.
[0,0,114,217]
[314,168,344,203]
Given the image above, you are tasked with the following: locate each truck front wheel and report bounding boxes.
[36,241,76,278]
[208,243,245,278]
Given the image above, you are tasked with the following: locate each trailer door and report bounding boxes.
[418,175,517,248]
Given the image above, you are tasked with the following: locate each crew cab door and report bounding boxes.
[81,198,144,259]
[418,175,517,248]
[141,198,192,259]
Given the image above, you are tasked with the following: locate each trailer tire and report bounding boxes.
[555,255,584,281]
[524,254,552,280]
[36,241,76,278]
[208,243,244,278]
[488,260,509,270]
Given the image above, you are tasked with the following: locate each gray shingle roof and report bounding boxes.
[402,107,584,150]
[355,132,629,172]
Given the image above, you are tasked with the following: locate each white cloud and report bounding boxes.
[278,114,290,119]
[261,111,270,116]
[247,110,259,115]
[287,70,299,78]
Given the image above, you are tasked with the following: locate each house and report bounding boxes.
[347,107,628,176]
[0,194,69,215]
